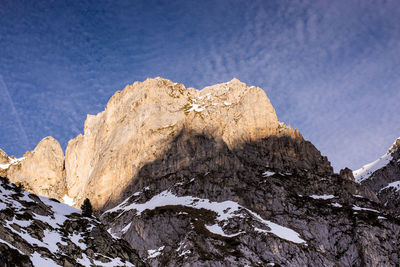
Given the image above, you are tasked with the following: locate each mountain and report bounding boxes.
[354,137,400,216]
[0,176,144,266]
[1,77,400,266]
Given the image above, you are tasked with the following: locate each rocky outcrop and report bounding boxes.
[64,77,318,209]
[5,137,66,200]
[100,131,398,266]
[0,176,144,267]
[354,137,400,216]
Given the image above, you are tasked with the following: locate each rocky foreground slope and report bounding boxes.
[354,137,400,216]
[1,77,400,266]
[0,177,144,266]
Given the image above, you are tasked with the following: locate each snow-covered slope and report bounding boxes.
[0,176,144,267]
[354,137,400,183]
[353,153,393,183]
[353,136,400,216]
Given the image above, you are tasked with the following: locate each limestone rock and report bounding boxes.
[0,149,8,165]
[65,77,304,209]
[7,137,66,200]
[340,167,354,181]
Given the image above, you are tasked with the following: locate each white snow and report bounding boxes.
[223,101,232,106]
[107,228,120,239]
[70,233,87,250]
[62,195,75,206]
[378,216,386,220]
[309,194,335,200]
[205,224,244,237]
[186,103,205,112]
[352,205,379,213]
[42,229,67,253]
[178,249,191,257]
[30,252,62,267]
[77,253,135,267]
[106,190,306,244]
[353,194,364,198]
[262,171,275,177]
[0,202,7,210]
[148,246,165,259]
[380,180,400,192]
[353,153,392,183]
[0,163,10,169]
[121,222,132,234]
[331,203,343,208]
[0,156,25,169]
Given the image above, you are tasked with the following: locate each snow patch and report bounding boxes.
[30,252,62,267]
[186,103,205,112]
[352,205,379,213]
[331,203,342,208]
[309,194,335,200]
[121,222,132,234]
[62,195,75,206]
[262,171,275,177]
[148,246,165,259]
[107,190,307,244]
[205,224,244,237]
[353,153,392,183]
[380,180,400,192]
[70,233,87,250]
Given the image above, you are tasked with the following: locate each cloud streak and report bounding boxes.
[0,75,29,149]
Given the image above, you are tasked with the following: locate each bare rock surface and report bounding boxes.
[5,137,66,200]
[65,77,302,209]
[100,131,399,266]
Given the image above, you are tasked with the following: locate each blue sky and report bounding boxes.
[0,0,399,171]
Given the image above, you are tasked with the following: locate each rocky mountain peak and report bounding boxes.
[65,77,303,209]
[0,149,8,165]
[6,136,66,200]
[388,136,400,154]
[2,78,330,210]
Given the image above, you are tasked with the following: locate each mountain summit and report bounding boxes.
[1,77,331,209]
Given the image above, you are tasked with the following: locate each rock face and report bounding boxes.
[0,177,144,267]
[65,77,314,209]
[354,137,400,216]
[5,137,66,200]
[100,131,399,266]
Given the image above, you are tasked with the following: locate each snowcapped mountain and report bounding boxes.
[0,176,144,266]
[1,78,400,266]
[354,137,400,216]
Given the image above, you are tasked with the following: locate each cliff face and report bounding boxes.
[1,137,66,200]
[100,130,398,266]
[64,77,327,209]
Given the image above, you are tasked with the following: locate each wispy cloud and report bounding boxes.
[0,75,29,150]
